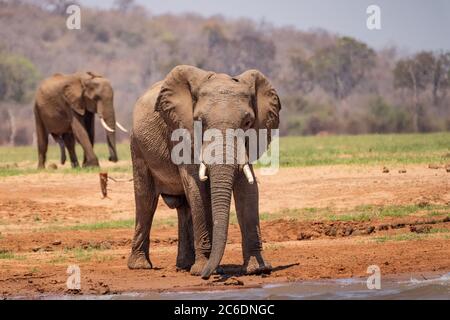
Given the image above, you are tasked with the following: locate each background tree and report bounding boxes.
[0,2,448,143]
[393,51,435,131]
[0,52,40,145]
[311,37,376,99]
[287,49,314,94]
[431,52,450,105]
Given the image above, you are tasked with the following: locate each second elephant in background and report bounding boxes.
[34,71,127,168]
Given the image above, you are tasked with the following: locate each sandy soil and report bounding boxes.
[0,164,449,297]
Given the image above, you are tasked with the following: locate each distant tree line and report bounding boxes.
[0,0,448,145]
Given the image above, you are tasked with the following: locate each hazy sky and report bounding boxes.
[80,0,450,52]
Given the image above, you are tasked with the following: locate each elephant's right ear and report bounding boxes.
[155,65,212,131]
[63,80,85,116]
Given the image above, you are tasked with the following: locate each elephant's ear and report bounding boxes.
[63,80,85,116]
[155,65,213,131]
[236,70,281,157]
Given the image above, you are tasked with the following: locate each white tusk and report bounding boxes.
[199,162,208,181]
[100,118,115,133]
[243,164,254,184]
[116,121,128,133]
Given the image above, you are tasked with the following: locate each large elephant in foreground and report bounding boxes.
[34,71,127,168]
[128,65,281,279]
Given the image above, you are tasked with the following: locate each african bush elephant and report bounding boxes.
[128,65,281,279]
[34,71,127,169]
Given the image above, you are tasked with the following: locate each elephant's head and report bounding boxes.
[155,65,281,279]
[63,72,127,162]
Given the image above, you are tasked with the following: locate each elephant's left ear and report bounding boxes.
[63,80,85,116]
[155,65,213,132]
[236,70,281,153]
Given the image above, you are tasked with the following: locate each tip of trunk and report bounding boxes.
[201,265,215,280]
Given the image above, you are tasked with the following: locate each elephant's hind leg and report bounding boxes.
[62,133,79,168]
[160,194,195,270]
[128,140,158,270]
[34,105,48,169]
[52,134,66,165]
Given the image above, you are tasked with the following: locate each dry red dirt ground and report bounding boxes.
[0,165,449,297]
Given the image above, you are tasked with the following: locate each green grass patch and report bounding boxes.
[0,143,131,165]
[41,216,177,233]
[273,132,450,167]
[49,254,68,264]
[429,228,450,234]
[66,219,134,231]
[374,233,427,243]
[0,249,26,260]
[0,250,15,259]
[64,246,114,263]
[232,204,448,224]
[1,133,449,177]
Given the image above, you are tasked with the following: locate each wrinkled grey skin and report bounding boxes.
[34,72,119,169]
[128,65,281,279]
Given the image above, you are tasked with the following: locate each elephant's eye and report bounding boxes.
[243,119,252,129]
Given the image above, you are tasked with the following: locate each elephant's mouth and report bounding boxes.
[197,140,254,184]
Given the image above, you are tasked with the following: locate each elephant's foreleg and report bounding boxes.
[83,111,95,166]
[233,166,271,275]
[34,105,48,169]
[176,203,196,271]
[62,133,79,168]
[71,116,99,167]
[128,139,158,269]
[178,165,213,275]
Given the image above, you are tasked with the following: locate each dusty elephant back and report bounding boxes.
[35,74,74,134]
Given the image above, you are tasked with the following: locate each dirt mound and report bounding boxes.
[262,216,450,241]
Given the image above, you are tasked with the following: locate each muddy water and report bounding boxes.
[42,273,450,300]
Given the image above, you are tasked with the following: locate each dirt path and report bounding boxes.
[0,164,449,297]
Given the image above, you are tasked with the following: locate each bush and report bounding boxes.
[365,97,413,133]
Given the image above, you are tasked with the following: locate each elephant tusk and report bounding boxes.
[116,121,128,133]
[199,162,208,181]
[243,164,254,184]
[100,118,115,133]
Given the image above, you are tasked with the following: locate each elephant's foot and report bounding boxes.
[109,156,118,163]
[127,252,152,270]
[242,255,272,275]
[37,164,45,170]
[83,159,99,168]
[190,256,209,276]
[71,161,80,168]
[176,253,195,272]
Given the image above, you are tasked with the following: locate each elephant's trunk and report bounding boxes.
[106,130,118,163]
[202,129,239,279]
[201,135,238,279]
[99,99,118,162]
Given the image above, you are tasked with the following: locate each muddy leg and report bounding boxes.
[234,166,271,275]
[178,165,212,276]
[128,139,158,269]
[176,204,195,270]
